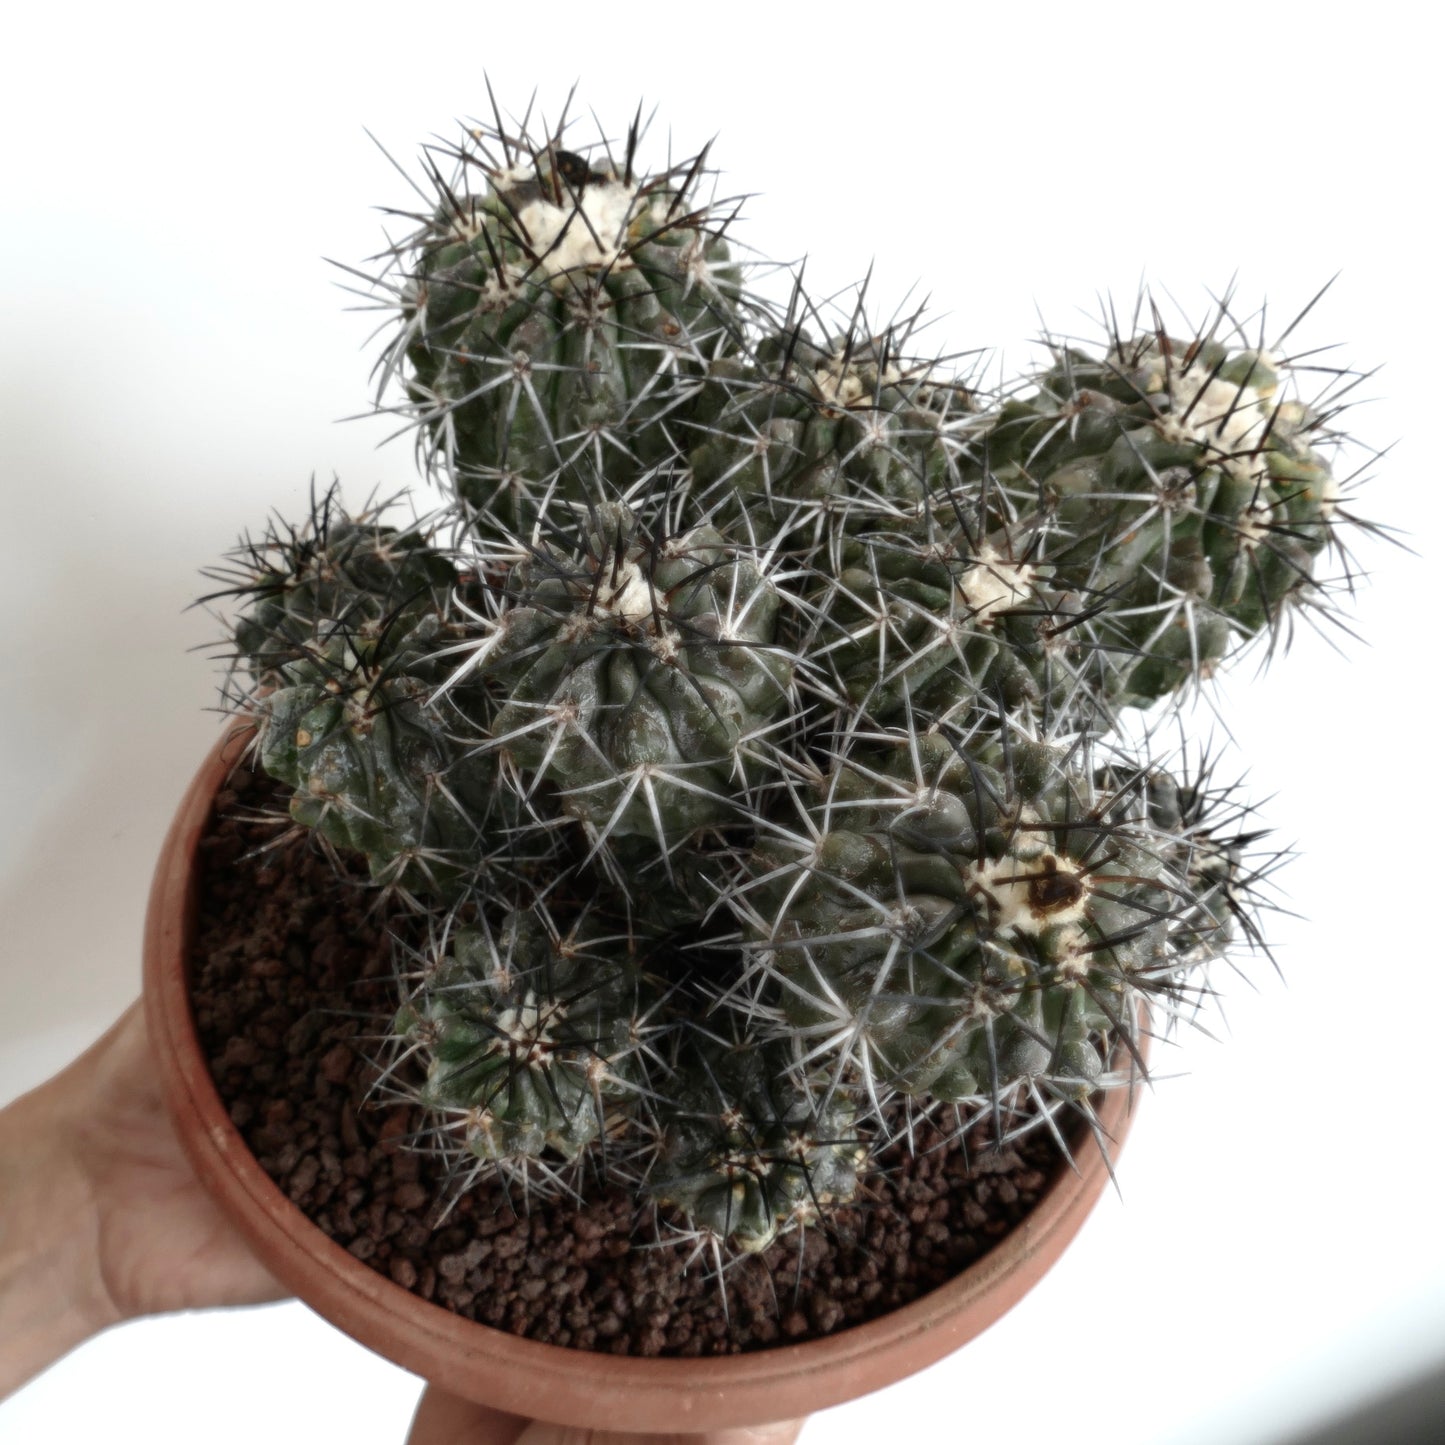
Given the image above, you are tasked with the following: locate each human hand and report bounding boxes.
[405,1385,805,1444]
[0,1000,283,1396]
[2,1006,807,1441]
[59,999,283,1321]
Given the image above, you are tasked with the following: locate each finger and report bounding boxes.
[512,1418,807,1444]
[405,1384,531,1445]
[54,999,168,1135]
[42,1001,149,1109]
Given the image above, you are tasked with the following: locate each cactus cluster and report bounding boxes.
[209,99,1369,1254]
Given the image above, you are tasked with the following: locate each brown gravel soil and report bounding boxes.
[190,765,1079,1358]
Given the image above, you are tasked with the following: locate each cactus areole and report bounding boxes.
[150,94,1375,1425]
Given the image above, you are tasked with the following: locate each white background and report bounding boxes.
[2,3,1440,1441]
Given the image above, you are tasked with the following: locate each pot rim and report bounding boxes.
[143,724,1142,1432]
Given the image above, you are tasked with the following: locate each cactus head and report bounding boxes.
[958,302,1357,714]
[214,487,510,900]
[736,726,1251,1115]
[475,500,795,847]
[396,905,656,1167]
[648,1037,865,1253]
[372,111,744,536]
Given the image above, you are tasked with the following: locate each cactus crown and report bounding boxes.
[210,97,1371,1254]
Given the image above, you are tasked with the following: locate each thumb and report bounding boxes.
[515,1421,806,1444]
[405,1386,805,1445]
[404,1385,528,1443]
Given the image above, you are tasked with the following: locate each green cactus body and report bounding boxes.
[394,148,741,532]
[965,335,1340,707]
[1141,769,1249,962]
[225,501,500,897]
[258,607,497,897]
[209,497,460,690]
[687,332,977,548]
[481,507,794,843]
[810,521,1046,723]
[743,732,1207,1103]
[648,1042,865,1252]
[397,911,652,1163]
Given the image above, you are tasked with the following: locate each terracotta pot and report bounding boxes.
[144,727,1143,1434]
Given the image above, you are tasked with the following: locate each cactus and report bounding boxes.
[474,500,795,845]
[369,110,744,533]
[688,314,979,541]
[736,726,1256,1109]
[648,1035,866,1254]
[207,488,503,899]
[952,318,1353,715]
[395,906,657,1167]
[210,99,1372,1254]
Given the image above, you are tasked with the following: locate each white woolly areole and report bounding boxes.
[591,555,655,623]
[1235,496,1277,551]
[811,357,870,410]
[1012,804,1047,861]
[1143,351,1282,483]
[957,544,1035,626]
[491,991,558,1057]
[475,269,522,310]
[514,178,641,277]
[809,347,918,412]
[964,854,1089,938]
[1053,924,1092,980]
[487,161,543,190]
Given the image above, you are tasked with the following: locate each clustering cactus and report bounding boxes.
[210,100,1369,1255]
